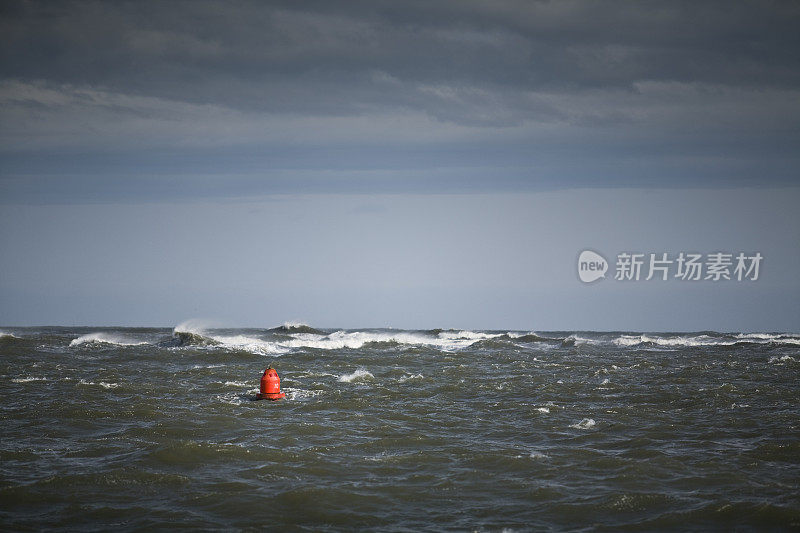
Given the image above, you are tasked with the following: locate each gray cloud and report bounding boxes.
[1,0,799,199]
[3,1,799,113]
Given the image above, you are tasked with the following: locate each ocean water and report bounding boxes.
[1,325,799,531]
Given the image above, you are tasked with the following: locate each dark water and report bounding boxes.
[1,325,799,531]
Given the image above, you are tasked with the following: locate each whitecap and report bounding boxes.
[737,333,800,344]
[613,334,733,347]
[280,330,496,351]
[738,333,777,340]
[557,334,595,346]
[208,334,288,356]
[172,320,288,355]
[338,369,374,383]
[614,332,800,348]
[70,332,147,347]
[614,335,645,346]
[12,376,47,383]
[536,407,550,413]
[78,379,120,389]
[398,373,424,383]
[769,355,797,363]
[773,338,800,345]
[437,330,502,341]
[282,321,309,328]
[180,328,509,354]
[173,319,217,335]
[570,418,596,430]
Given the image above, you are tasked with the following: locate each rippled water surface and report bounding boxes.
[1,326,799,531]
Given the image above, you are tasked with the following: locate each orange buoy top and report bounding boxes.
[257,366,285,400]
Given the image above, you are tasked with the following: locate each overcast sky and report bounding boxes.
[1,1,798,330]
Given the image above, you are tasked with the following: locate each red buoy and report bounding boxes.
[256,367,285,400]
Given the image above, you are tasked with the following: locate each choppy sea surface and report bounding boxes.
[1,324,799,531]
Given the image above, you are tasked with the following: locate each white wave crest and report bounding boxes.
[338,369,374,382]
[563,334,594,345]
[171,324,583,355]
[536,407,550,413]
[736,333,800,344]
[398,373,424,383]
[570,418,596,430]
[70,333,147,347]
[0,331,18,339]
[437,330,502,341]
[738,333,777,340]
[281,321,313,329]
[769,355,797,363]
[78,379,120,389]
[173,320,289,356]
[173,319,218,335]
[209,334,289,355]
[614,332,800,348]
[730,333,800,345]
[281,330,490,351]
[12,376,47,383]
[614,334,727,347]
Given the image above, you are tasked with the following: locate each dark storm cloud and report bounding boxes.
[1,0,799,200]
[3,0,799,116]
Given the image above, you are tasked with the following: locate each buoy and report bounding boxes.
[256,366,286,400]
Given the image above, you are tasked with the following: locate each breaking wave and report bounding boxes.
[169,322,286,355]
[338,369,374,382]
[611,333,800,348]
[269,322,325,335]
[70,333,147,347]
[570,418,597,430]
[736,333,800,345]
[64,322,798,358]
[167,320,221,347]
[276,330,499,351]
[170,331,219,347]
